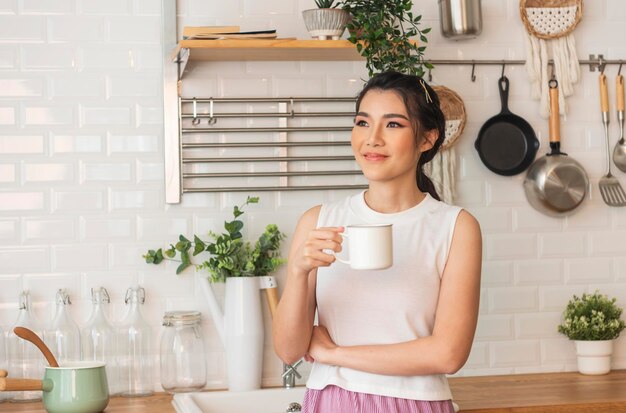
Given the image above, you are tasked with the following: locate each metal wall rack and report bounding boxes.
[177,96,366,196]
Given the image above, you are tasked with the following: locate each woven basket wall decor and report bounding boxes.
[424,85,467,204]
[520,0,583,40]
[520,0,583,117]
[433,85,467,150]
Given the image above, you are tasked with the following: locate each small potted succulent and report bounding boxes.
[302,0,351,40]
[558,291,625,375]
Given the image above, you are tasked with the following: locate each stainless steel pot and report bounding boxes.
[523,80,589,217]
[438,0,482,40]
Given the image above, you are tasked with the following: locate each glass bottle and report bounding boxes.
[160,311,206,393]
[0,325,5,403]
[117,286,153,397]
[7,291,44,402]
[81,287,117,395]
[44,289,81,363]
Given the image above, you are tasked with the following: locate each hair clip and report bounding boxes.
[419,79,433,104]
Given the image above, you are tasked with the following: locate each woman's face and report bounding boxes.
[352,89,431,185]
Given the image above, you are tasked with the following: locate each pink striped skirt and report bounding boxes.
[302,385,455,413]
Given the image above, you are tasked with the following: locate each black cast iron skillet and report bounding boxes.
[475,76,540,176]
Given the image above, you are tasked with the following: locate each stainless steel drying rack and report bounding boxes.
[177,96,367,196]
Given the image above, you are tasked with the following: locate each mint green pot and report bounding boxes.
[42,362,109,413]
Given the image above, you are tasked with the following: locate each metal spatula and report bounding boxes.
[599,73,626,207]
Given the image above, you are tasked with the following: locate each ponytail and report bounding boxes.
[417,165,440,201]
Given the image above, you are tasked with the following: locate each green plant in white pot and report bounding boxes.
[558,291,625,375]
[303,0,351,40]
[143,196,287,391]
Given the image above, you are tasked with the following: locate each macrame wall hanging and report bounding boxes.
[520,0,583,118]
[424,86,466,204]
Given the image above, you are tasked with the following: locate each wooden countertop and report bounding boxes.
[1,370,625,413]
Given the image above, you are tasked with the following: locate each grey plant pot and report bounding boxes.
[302,8,351,40]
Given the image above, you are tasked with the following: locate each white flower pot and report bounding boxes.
[574,340,614,375]
[302,8,351,40]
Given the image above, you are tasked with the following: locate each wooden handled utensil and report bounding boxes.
[13,326,59,367]
[599,73,626,206]
[0,377,44,391]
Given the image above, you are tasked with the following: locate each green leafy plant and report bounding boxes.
[558,291,626,341]
[340,0,432,77]
[315,0,338,8]
[143,196,286,282]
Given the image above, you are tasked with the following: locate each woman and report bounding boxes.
[273,71,482,412]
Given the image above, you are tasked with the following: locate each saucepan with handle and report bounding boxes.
[523,78,589,216]
[0,327,109,413]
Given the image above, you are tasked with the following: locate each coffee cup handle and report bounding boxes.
[333,232,350,265]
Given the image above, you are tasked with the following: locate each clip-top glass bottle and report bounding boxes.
[44,289,81,363]
[8,291,44,402]
[118,286,153,397]
[0,325,5,403]
[82,287,117,395]
[160,311,206,393]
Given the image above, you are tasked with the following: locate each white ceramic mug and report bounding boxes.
[336,224,393,270]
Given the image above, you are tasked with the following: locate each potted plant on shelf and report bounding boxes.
[341,0,433,77]
[302,0,352,40]
[558,291,625,375]
[144,196,286,391]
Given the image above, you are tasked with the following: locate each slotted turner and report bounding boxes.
[599,73,626,206]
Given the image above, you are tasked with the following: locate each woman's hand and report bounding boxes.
[307,325,337,365]
[292,226,344,277]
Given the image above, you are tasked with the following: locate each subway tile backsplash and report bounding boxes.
[0,0,625,390]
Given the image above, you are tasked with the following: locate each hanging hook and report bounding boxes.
[208,98,217,125]
[191,97,200,126]
[428,68,433,82]
[470,61,476,82]
[289,98,295,118]
[550,62,556,80]
[619,61,623,76]
[501,62,506,79]
[599,55,606,74]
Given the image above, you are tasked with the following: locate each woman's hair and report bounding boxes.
[355,71,446,201]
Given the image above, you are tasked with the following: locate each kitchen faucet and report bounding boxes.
[282,359,303,388]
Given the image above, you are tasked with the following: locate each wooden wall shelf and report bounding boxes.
[178,39,364,61]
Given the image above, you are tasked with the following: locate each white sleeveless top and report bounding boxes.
[306,191,462,401]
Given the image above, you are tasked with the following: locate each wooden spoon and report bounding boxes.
[13,326,59,367]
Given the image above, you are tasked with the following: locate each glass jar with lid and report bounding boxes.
[160,311,206,393]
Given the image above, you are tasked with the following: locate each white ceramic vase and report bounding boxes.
[302,8,351,40]
[199,275,276,391]
[574,339,613,375]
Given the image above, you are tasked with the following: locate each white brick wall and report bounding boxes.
[0,0,626,392]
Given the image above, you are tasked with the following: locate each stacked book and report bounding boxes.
[183,26,278,40]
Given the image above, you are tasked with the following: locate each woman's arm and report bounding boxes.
[272,205,344,365]
[307,210,482,376]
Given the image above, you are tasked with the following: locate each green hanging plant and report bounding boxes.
[340,0,433,77]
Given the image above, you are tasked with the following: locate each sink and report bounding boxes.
[172,386,459,413]
[172,387,306,413]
